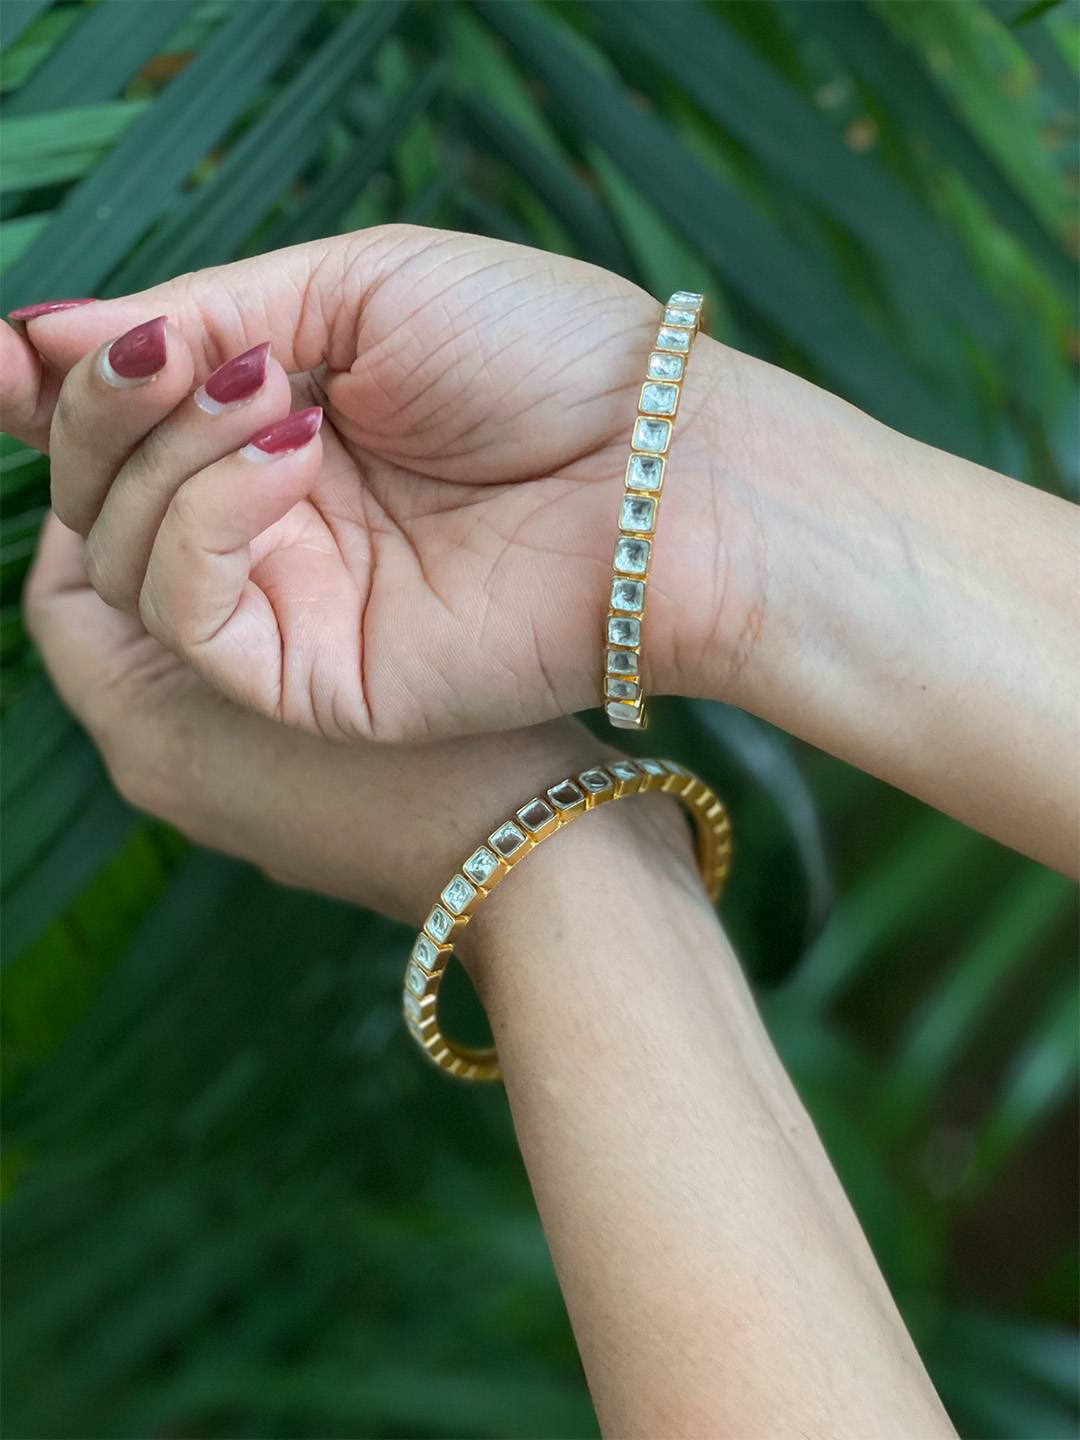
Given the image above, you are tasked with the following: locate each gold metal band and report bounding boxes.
[602,291,705,731]
[402,757,731,1082]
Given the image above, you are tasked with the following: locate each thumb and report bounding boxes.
[11,227,404,385]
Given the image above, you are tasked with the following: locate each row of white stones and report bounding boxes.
[402,756,732,1082]
[604,290,705,731]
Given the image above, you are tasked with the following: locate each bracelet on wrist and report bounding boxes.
[402,756,731,1082]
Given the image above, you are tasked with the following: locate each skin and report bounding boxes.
[23,517,955,1437]
[6,225,1077,874]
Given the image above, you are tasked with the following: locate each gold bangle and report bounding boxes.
[402,757,731,1083]
[603,291,706,731]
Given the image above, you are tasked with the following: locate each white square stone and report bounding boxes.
[548,778,585,811]
[425,905,453,942]
[656,326,690,354]
[609,759,640,782]
[639,382,678,416]
[412,934,439,971]
[626,454,664,491]
[578,768,613,794]
[606,648,638,675]
[463,846,500,886]
[517,797,555,833]
[611,578,645,613]
[648,351,684,381]
[606,700,641,725]
[614,536,650,575]
[489,820,527,859]
[664,760,689,776]
[620,495,656,533]
[406,962,427,996]
[403,992,423,1023]
[632,417,671,454]
[606,677,639,701]
[664,306,697,327]
[607,615,640,646]
[669,290,704,308]
[639,758,666,776]
[441,874,476,915]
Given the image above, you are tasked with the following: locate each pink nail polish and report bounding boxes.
[100,316,168,386]
[242,407,322,461]
[194,342,270,414]
[7,298,96,321]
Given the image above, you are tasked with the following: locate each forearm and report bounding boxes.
[666,338,1078,874]
[465,803,954,1439]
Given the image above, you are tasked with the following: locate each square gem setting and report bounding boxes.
[620,495,657,533]
[626,454,664,491]
[648,351,684,381]
[517,797,555,833]
[632,417,671,454]
[489,820,527,859]
[426,905,453,942]
[413,934,439,971]
[656,326,690,354]
[441,874,477,916]
[607,615,641,646]
[607,648,638,675]
[463,846,500,887]
[579,768,613,795]
[606,677,639,701]
[611,578,645,613]
[664,306,697,327]
[614,536,650,575]
[548,779,585,811]
[639,382,678,416]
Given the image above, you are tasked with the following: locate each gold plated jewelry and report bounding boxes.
[402,757,731,1082]
[603,291,705,730]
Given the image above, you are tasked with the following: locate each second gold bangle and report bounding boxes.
[402,757,731,1083]
[603,290,705,731]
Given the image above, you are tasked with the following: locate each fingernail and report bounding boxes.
[99,316,168,387]
[7,298,96,321]
[241,406,322,462]
[194,341,271,415]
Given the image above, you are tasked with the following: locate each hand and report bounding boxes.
[8,226,740,743]
[23,512,691,932]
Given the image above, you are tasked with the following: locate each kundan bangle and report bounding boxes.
[402,757,731,1082]
[603,290,705,730]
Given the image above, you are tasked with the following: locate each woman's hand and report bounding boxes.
[8,226,737,743]
[24,511,688,930]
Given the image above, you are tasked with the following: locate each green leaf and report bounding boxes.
[585,0,1003,348]
[110,0,408,290]
[476,0,964,450]
[803,1,1075,290]
[972,976,1079,1179]
[2,0,318,307]
[0,100,148,192]
[0,0,54,53]
[883,865,1075,1127]
[4,0,196,114]
[229,38,440,255]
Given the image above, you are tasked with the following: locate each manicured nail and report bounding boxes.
[241,406,322,462]
[99,316,168,387]
[7,298,96,321]
[194,341,271,415]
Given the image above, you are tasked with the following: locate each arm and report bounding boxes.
[463,803,954,1439]
[26,516,955,1438]
[663,337,1078,876]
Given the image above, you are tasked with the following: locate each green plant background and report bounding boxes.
[2,1,1077,1436]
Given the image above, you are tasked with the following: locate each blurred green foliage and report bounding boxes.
[1,1,1077,1436]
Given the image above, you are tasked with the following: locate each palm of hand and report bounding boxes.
[243,235,663,741]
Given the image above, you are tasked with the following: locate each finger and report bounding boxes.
[84,342,295,612]
[139,408,323,713]
[0,318,62,451]
[9,227,403,382]
[49,317,195,535]
[23,513,147,727]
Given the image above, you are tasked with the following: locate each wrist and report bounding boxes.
[459,788,703,1004]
